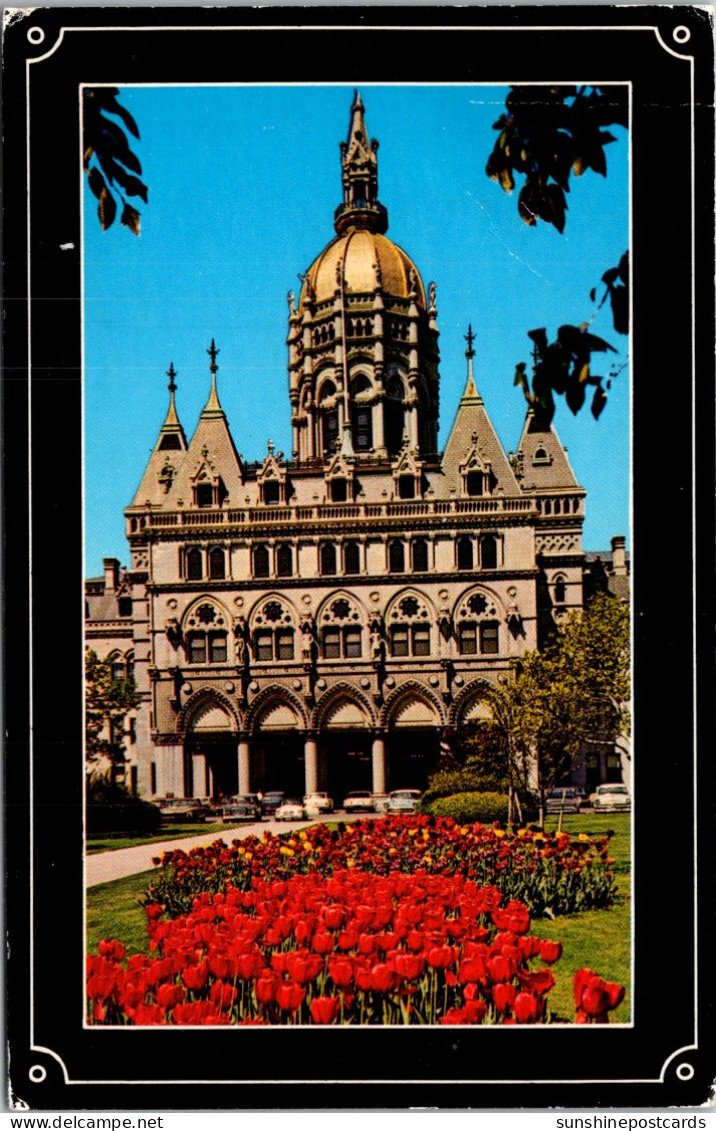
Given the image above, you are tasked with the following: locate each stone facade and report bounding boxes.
[85,92,624,803]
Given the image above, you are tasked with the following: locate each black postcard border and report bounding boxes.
[3,5,715,1110]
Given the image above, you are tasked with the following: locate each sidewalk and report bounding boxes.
[86,812,379,887]
[85,818,315,887]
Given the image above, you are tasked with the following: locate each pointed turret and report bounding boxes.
[165,341,244,509]
[129,364,189,507]
[335,90,388,235]
[441,327,520,494]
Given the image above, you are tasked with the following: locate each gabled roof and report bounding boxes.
[515,409,581,491]
[441,344,521,495]
[129,364,188,508]
[163,345,244,509]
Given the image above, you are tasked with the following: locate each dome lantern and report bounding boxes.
[334,90,388,237]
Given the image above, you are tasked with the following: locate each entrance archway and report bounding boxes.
[385,690,442,790]
[319,695,372,802]
[252,699,305,796]
[184,699,238,800]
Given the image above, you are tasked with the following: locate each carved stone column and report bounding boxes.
[372,732,387,795]
[304,733,319,795]
[238,735,251,796]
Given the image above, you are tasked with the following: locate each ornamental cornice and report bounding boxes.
[148,568,541,595]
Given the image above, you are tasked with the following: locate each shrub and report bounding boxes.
[86,774,161,835]
[424,791,510,825]
[420,767,507,808]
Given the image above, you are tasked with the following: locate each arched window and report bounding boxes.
[320,543,337,576]
[387,592,432,657]
[554,576,566,605]
[252,599,296,662]
[455,590,501,656]
[186,548,203,581]
[125,654,134,681]
[388,540,405,573]
[195,483,214,507]
[344,542,360,575]
[319,594,364,659]
[208,547,225,580]
[276,544,293,578]
[480,534,498,570]
[253,544,270,578]
[110,655,126,683]
[352,406,373,451]
[118,596,132,617]
[412,538,429,572]
[384,378,405,457]
[457,537,474,571]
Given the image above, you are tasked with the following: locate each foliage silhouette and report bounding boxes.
[487,86,629,420]
[83,88,148,235]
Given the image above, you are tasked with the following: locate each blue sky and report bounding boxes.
[83,85,629,576]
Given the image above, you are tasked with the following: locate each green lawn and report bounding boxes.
[86,822,227,853]
[86,813,631,1024]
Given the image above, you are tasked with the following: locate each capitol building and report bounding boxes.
[85,92,627,803]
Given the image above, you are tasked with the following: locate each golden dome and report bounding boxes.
[301,229,426,311]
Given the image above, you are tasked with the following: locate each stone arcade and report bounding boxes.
[85,93,628,803]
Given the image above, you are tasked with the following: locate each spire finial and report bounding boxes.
[201,339,225,419]
[208,338,220,373]
[159,360,185,437]
[461,324,482,404]
[167,361,177,394]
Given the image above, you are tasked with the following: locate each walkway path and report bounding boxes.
[86,814,376,888]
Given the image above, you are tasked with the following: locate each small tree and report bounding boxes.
[490,593,630,826]
[85,648,141,782]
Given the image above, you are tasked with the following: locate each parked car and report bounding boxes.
[261,791,286,816]
[592,783,631,812]
[275,798,306,821]
[372,793,390,814]
[544,787,582,814]
[303,792,334,815]
[157,797,211,822]
[343,790,375,813]
[387,789,422,815]
[221,795,262,823]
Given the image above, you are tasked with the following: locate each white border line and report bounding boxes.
[23,18,696,1088]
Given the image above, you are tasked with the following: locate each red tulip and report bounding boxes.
[312,930,335,955]
[323,906,345,930]
[255,972,279,1005]
[310,996,341,1024]
[132,1003,165,1025]
[458,957,488,985]
[276,981,306,1012]
[539,939,562,964]
[156,982,184,1010]
[370,963,397,993]
[513,991,541,1023]
[426,945,456,970]
[208,951,236,981]
[182,961,209,992]
[98,938,126,961]
[517,968,555,996]
[464,999,488,1024]
[487,954,516,983]
[393,953,426,980]
[492,982,517,1013]
[235,952,263,980]
[604,981,625,1010]
[328,956,354,988]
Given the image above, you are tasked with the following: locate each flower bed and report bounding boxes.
[87,869,623,1026]
[146,815,616,919]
